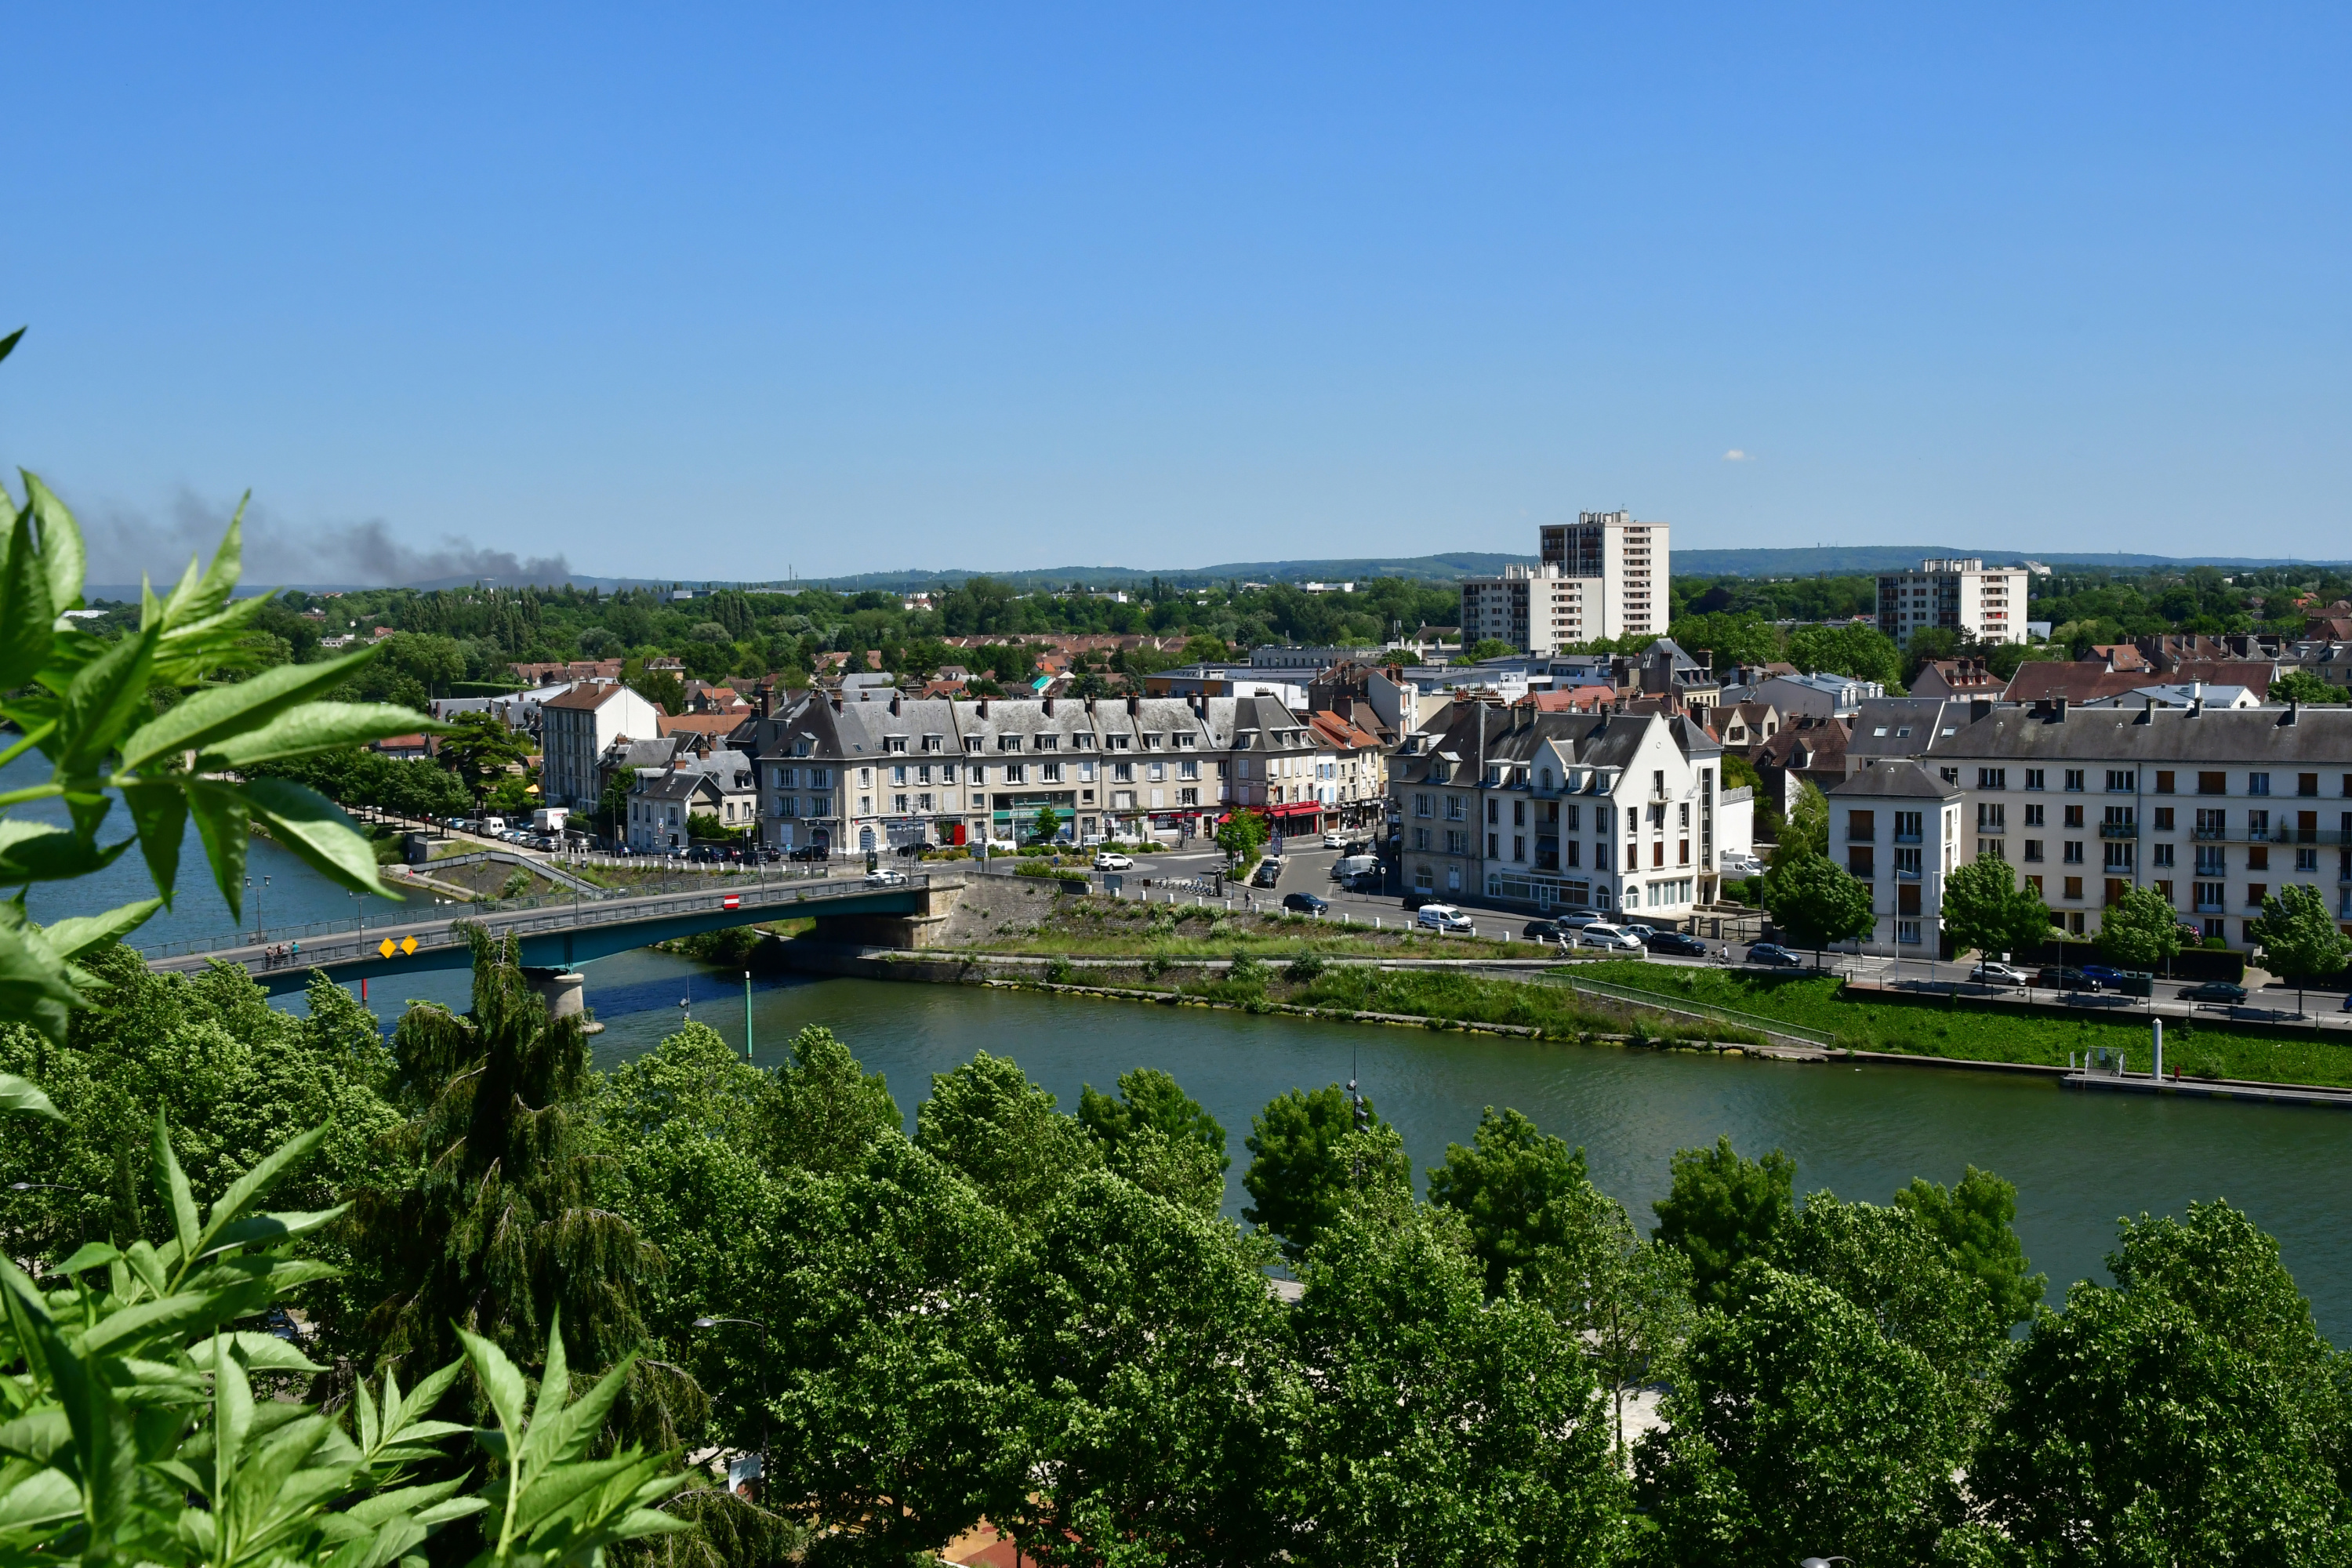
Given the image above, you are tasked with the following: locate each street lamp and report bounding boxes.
[691,1315,772,1498]
[1800,1559,1853,1567]
[246,873,270,939]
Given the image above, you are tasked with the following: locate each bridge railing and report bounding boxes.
[137,870,928,964]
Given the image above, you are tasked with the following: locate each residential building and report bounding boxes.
[1919,701,2352,946]
[1753,716,1852,815]
[1843,699,1976,775]
[1756,670,1884,721]
[1828,760,1965,953]
[1874,557,2031,647]
[1909,658,2007,701]
[2005,655,2276,706]
[1634,638,1720,712]
[539,683,665,810]
[1388,703,1722,917]
[1715,700,1781,753]
[626,749,758,852]
[1308,708,1388,828]
[2078,682,2263,711]
[1248,644,1386,672]
[1458,511,1670,653]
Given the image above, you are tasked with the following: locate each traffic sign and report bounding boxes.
[400,935,418,956]
[723,895,740,909]
[379,938,396,957]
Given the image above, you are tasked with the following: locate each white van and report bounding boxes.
[1415,903,1473,933]
[1574,922,1645,953]
[479,816,507,835]
[1330,854,1378,883]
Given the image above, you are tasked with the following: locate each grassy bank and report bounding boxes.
[948,895,1512,960]
[1569,961,2352,1088]
[1173,961,1766,1047]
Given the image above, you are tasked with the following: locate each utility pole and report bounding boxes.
[744,969,754,1062]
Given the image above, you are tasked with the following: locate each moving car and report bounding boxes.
[1575,923,1646,953]
[1094,851,1135,871]
[1331,854,1379,882]
[864,868,909,887]
[788,844,829,862]
[2038,966,2098,993]
[1415,903,1473,933]
[1282,891,1330,915]
[1250,860,1283,889]
[1971,960,2032,985]
[1746,942,1806,969]
[2180,981,2248,1005]
[2080,964,2128,989]
[1522,918,1570,940]
[1321,830,1348,848]
[1644,931,1711,957]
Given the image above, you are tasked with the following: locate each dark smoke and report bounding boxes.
[81,489,572,591]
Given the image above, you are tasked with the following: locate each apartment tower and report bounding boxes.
[1460,510,1670,655]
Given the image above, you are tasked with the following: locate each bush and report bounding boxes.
[1285,950,1328,983]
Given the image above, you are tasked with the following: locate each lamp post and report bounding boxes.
[246,873,270,941]
[691,1315,772,1497]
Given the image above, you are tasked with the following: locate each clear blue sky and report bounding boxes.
[5,5,2347,583]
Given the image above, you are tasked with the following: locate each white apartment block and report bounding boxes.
[539,682,665,811]
[1828,760,1965,953]
[1920,701,2352,949]
[1460,511,1670,655]
[1875,557,2031,647]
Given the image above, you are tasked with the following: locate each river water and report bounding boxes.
[13,758,2351,1338]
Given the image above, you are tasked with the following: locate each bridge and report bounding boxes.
[139,869,952,1014]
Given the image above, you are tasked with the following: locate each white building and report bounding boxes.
[1875,557,2032,647]
[539,682,666,811]
[1459,511,1669,654]
[1828,760,1965,953]
[1757,671,1885,721]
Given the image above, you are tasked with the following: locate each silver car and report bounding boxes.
[1574,922,1646,953]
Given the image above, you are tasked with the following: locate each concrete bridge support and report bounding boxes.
[524,968,586,1022]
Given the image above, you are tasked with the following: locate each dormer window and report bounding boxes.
[1176,734,1195,748]
[922,734,943,753]
[1145,733,1163,749]
[1539,768,1553,789]
[887,736,908,753]
[999,735,1023,752]
[965,738,983,753]
[1036,734,1058,751]
[1074,733,1095,749]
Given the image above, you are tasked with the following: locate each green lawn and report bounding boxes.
[952,898,1492,960]
[1568,960,2352,1088]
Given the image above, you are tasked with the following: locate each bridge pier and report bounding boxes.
[524,968,591,1028]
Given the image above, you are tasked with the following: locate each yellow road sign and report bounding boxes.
[400,935,418,956]
[378,938,396,957]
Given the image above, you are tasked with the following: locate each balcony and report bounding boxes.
[2192,827,2228,841]
[1893,830,1924,845]
[2098,822,2139,840]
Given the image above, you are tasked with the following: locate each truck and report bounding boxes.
[1330,854,1378,884]
[532,807,569,833]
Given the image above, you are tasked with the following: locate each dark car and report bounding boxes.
[2180,980,2249,1005]
[2038,965,2099,993]
[789,844,829,862]
[1746,942,1806,969]
[1282,892,1330,915]
[1523,918,1568,940]
[1645,931,1711,957]
[2080,964,2126,989]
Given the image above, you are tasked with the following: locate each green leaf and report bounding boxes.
[186,1331,322,1376]
[154,1112,203,1271]
[0,327,21,366]
[0,507,51,692]
[53,1242,121,1275]
[0,1463,79,1530]
[55,619,159,777]
[118,780,188,909]
[456,1328,529,1449]
[38,898,162,962]
[20,474,84,615]
[214,1334,253,1496]
[162,501,244,630]
[0,920,78,1044]
[78,1276,274,1356]
[193,1124,326,1262]
[0,820,132,886]
[521,1355,635,1476]
[206,702,448,770]
[184,779,252,920]
[118,648,379,773]
[204,1204,348,1258]
[0,1074,61,1123]
[244,779,383,898]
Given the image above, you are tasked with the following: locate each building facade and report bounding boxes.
[1919,702,2352,947]
[539,683,665,811]
[1459,511,1671,654]
[1828,760,1965,953]
[1875,557,2032,647]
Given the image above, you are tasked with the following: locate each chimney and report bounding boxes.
[2051,697,2067,722]
[1084,695,1097,715]
[829,692,843,713]
[1127,694,1141,715]
[1970,698,1993,723]
[757,680,776,720]
[2283,698,2299,727]
[978,699,990,720]
[890,693,902,716]
[1043,697,1055,716]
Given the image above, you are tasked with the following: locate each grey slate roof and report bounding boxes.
[1830,758,1961,800]
[1922,705,2352,765]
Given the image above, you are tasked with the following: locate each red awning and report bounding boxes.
[1267,802,1322,818]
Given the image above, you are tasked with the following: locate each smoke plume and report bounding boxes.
[79,489,573,592]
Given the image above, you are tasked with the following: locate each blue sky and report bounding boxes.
[4,5,2346,583]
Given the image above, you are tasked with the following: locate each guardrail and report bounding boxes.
[1539,971,1838,1049]
[137,871,928,964]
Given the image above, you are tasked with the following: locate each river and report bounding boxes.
[15,763,2352,1338]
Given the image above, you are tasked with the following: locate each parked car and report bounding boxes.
[1250,861,1282,889]
[788,844,828,862]
[1283,892,1330,915]
[2080,964,2128,989]
[1971,960,2032,985]
[1746,942,1806,969]
[2038,966,2098,993]
[1416,903,1473,933]
[865,868,909,887]
[1094,851,1135,871]
[1645,931,1711,957]
[1618,922,1658,942]
[2180,981,2249,1005]
[1523,918,1570,940]
[1321,830,1348,848]
[1577,923,1645,953]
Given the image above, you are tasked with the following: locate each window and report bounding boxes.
[2063,877,2083,901]
[965,737,983,753]
[2196,845,2227,876]
[1514,800,1526,826]
[1897,919,1923,946]
[2018,804,2042,827]
[1940,767,1960,784]
[1977,768,2007,789]
[810,768,831,786]
[891,793,908,813]
[886,736,907,753]
[2024,769,2045,790]
[1147,760,1164,782]
[1113,761,1134,783]
[2249,810,2270,841]
[2064,769,2085,792]
[922,734,942,753]
[1075,734,1095,750]
[2024,840,2044,862]
[2152,843,2174,867]
[998,735,1022,752]
[2152,807,2173,831]
[1487,799,1499,824]
[2063,841,2085,864]
[1893,811,1923,842]
[2194,880,2226,911]
[2063,804,2085,829]
[2154,771,2174,794]
[1446,829,1470,855]
[1004,763,1027,784]
[1565,841,1581,868]
[1848,846,1875,877]
[1563,804,1581,832]
[2103,841,2134,870]
[2296,847,2318,873]
[1042,762,1063,783]
[1413,826,1429,850]
[2249,772,2270,797]
[1848,810,1876,840]
[890,764,906,786]
[1180,760,1199,780]
[1415,793,1432,817]
[1976,803,2005,830]
[2247,846,2269,872]
[1446,797,1466,820]
[1488,832,1500,858]
[2105,770,2135,793]
[1513,835,1526,862]
[2197,771,2225,795]
[1179,787,1199,807]
[2247,883,2267,907]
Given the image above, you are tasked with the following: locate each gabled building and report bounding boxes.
[540,683,665,810]
[626,748,758,852]
[1828,760,1965,954]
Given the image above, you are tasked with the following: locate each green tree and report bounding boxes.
[1786,622,1903,687]
[1893,1165,2047,1327]
[1077,1067,1229,1214]
[1290,1184,1627,1565]
[772,1024,902,1177]
[350,927,703,1449]
[1179,633,1230,663]
[1650,1135,1795,1309]
[2250,882,2352,1015]
[1029,804,1064,844]
[1240,1083,1404,1259]
[754,1135,1012,1566]
[1634,1270,1970,1567]
[2270,667,2342,706]
[2098,882,2187,975]
[1761,847,1875,962]
[989,1171,1292,1566]
[1664,611,1783,671]
[1940,855,2056,965]
[1452,636,1519,665]
[1424,1105,1594,1296]
[437,709,531,804]
[914,1051,1102,1228]
[1972,1203,2352,1562]
[1215,808,1269,869]
[1777,775,1830,858]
